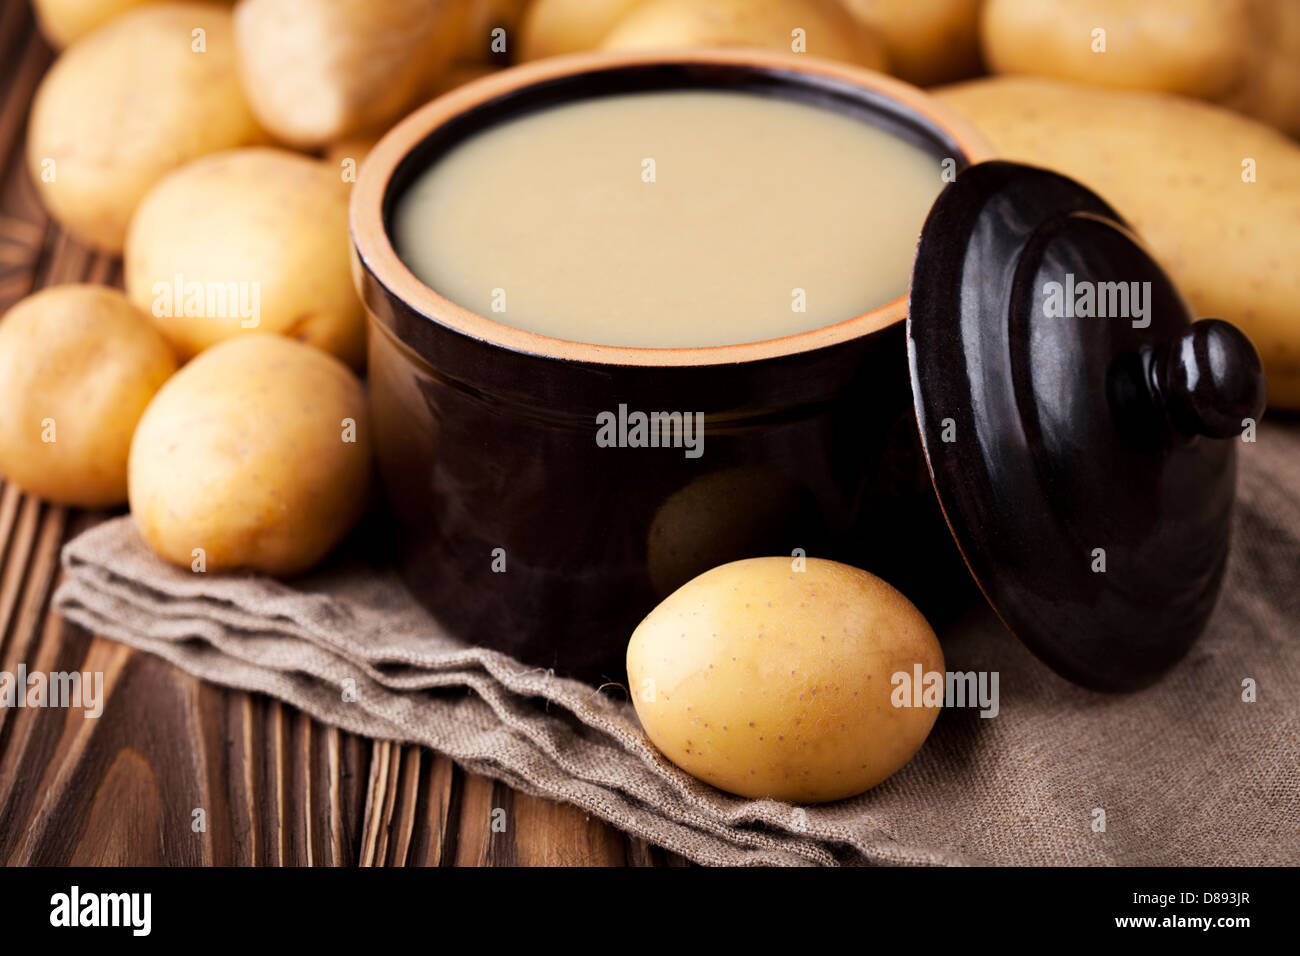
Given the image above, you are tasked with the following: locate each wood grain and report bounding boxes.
[0,4,687,867]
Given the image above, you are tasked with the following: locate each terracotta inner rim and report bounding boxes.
[350,48,997,368]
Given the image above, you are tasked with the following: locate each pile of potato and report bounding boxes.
[6,0,478,572]
[2,0,1298,581]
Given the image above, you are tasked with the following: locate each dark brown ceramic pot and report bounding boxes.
[351,50,993,684]
[350,49,1263,691]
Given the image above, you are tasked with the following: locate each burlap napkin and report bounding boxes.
[52,424,1300,866]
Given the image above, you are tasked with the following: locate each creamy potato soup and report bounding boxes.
[392,90,943,348]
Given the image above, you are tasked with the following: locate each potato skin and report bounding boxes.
[128,335,371,577]
[981,0,1300,137]
[627,557,943,803]
[521,0,650,60]
[937,76,1300,409]
[32,0,154,47]
[26,3,263,252]
[600,0,888,71]
[233,0,467,148]
[0,285,176,508]
[124,147,364,369]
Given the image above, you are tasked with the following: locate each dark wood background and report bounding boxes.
[0,2,687,867]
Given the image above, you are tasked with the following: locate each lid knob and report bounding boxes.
[1158,319,1266,439]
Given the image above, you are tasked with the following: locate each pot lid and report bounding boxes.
[907,161,1265,691]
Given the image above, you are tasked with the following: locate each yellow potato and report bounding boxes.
[840,0,982,86]
[128,335,371,577]
[124,147,364,368]
[600,0,888,71]
[32,0,153,47]
[31,0,238,48]
[0,285,176,508]
[26,3,263,253]
[936,77,1300,409]
[233,0,468,148]
[520,0,650,60]
[981,0,1300,138]
[628,557,943,803]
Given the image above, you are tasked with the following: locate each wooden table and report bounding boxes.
[0,4,687,867]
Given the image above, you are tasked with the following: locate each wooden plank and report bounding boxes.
[4,502,64,673]
[262,699,288,865]
[4,638,190,865]
[358,739,392,866]
[407,753,459,865]
[393,746,424,864]
[335,731,369,864]
[453,773,505,866]
[0,494,43,654]
[0,6,53,310]
[509,790,628,866]
[291,709,314,865]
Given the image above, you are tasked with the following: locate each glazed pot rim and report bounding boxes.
[350,48,996,369]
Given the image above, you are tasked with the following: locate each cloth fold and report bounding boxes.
[53,425,1300,866]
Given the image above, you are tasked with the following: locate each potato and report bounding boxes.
[840,0,982,86]
[936,77,1300,409]
[26,3,263,253]
[32,0,153,47]
[627,557,943,803]
[233,0,468,148]
[32,0,238,48]
[124,147,364,368]
[600,0,888,71]
[128,335,371,577]
[0,285,176,508]
[520,0,650,60]
[981,0,1300,138]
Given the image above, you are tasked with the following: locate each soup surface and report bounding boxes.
[392,90,944,348]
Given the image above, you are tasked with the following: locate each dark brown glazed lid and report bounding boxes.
[908,161,1266,691]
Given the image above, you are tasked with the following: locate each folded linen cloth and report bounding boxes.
[53,424,1300,866]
